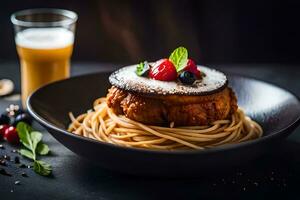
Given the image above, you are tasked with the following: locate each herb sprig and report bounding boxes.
[169,46,188,72]
[136,61,150,76]
[17,122,51,176]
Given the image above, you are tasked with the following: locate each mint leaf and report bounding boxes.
[36,143,50,155]
[136,62,144,76]
[17,122,33,150]
[19,148,35,160]
[17,122,52,176]
[136,61,150,76]
[33,160,52,176]
[30,131,42,151]
[169,47,188,72]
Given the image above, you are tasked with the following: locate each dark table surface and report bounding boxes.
[0,62,300,200]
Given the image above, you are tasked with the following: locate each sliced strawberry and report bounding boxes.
[149,59,177,81]
[184,59,201,79]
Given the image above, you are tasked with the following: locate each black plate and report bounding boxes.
[27,72,300,177]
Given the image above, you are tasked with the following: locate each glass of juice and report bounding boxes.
[11,9,77,108]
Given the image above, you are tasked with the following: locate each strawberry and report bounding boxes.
[149,59,177,81]
[184,59,201,79]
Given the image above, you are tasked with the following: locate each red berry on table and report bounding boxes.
[149,59,177,81]
[0,124,9,140]
[184,59,201,79]
[4,126,19,144]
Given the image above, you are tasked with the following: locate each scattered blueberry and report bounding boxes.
[179,71,196,85]
[0,113,10,125]
[12,112,33,126]
[14,108,25,117]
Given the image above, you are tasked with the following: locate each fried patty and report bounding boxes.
[106,86,237,126]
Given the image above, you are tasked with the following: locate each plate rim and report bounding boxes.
[27,71,300,155]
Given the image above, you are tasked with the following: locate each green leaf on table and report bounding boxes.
[19,148,35,160]
[36,143,50,155]
[169,46,188,72]
[34,160,52,176]
[30,131,42,151]
[17,122,52,176]
[16,122,33,150]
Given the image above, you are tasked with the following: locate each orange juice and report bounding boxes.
[15,28,74,107]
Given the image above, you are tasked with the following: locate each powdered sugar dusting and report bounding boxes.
[109,65,227,95]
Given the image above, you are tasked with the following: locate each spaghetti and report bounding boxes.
[68,97,263,150]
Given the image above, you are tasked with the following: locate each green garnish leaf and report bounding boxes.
[17,122,52,176]
[136,62,144,76]
[19,148,35,160]
[31,131,42,151]
[33,160,52,176]
[169,46,188,72]
[17,122,33,150]
[36,143,50,155]
[136,61,150,76]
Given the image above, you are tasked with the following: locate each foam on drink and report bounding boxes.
[15,28,74,49]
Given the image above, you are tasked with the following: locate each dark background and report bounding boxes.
[1,0,300,65]
[1,1,300,199]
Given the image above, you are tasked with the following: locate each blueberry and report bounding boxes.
[0,114,10,125]
[14,109,25,116]
[12,112,33,126]
[179,71,196,85]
